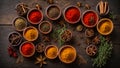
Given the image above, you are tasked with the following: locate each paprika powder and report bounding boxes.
[82,10,98,27]
[65,6,80,24]
[28,9,43,24]
[20,41,35,57]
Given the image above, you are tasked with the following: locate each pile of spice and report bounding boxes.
[97,18,113,35]
[65,6,80,23]
[39,21,52,34]
[46,45,58,59]
[47,5,60,20]
[59,46,76,63]
[9,32,22,46]
[83,11,98,27]
[99,21,111,33]
[14,17,27,31]
[24,27,38,41]
[28,9,42,24]
[20,42,35,56]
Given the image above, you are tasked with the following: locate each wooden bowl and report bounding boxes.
[36,43,45,53]
[19,41,35,57]
[96,2,109,16]
[60,29,72,42]
[97,18,114,35]
[85,29,94,37]
[44,45,58,59]
[46,4,61,20]
[63,5,81,24]
[86,44,97,56]
[8,32,22,46]
[81,10,99,28]
[58,45,76,64]
[23,26,38,41]
[27,9,43,25]
[13,16,27,31]
[38,21,52,34]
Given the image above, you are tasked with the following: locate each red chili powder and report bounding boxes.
[21,43,34,55]
[65,7,80,23]
[28,10,42,23]
[83,12,97,26]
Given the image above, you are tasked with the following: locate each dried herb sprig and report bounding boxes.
[51,26,66,47]
[93,36,113,68]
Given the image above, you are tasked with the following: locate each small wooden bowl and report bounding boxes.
[81,10,99,28]
[63,5,81,24]
[8,32,22,46]
[96,2,109,16]
[15,3,29,16]
[97,18,114,35]
[46,4,61,20]
[19,41,35,57]
[44,45,58,59]
[38,21,52,34]
[86,44,97,56]
[23,26,38,41]
[13,16,27,31]
[36,43,45,53]
[85,29,94,37]
[27,9,43,25]
[58,45,76,64]
[60,29,72,42]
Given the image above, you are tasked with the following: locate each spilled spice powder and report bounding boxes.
[28,10,42,23]
[65,7,80,23]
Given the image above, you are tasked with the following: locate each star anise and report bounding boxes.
[42,36,50,42]
[35,55,47,68]
[92,36,100,45]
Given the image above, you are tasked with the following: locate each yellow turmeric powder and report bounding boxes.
[24,28,38,41]
[99,21,111,33]
[60,47,76,63]
[46,46,58,59]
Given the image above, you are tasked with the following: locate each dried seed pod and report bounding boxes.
[77,2,82,7]
[92,36,100,45]
[76,25,83,32]
[85,4,91,9]
[85,29,94,37]
[86,45,97,56]
[47,0,54,4]
[36,43,45,53]
[35,3,41,10]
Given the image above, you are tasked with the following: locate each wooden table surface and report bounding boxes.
[0,0,120,68]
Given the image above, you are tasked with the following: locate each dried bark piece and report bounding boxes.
[77,2,82,7]
[85,4,91,9]
[47,0,54,4]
